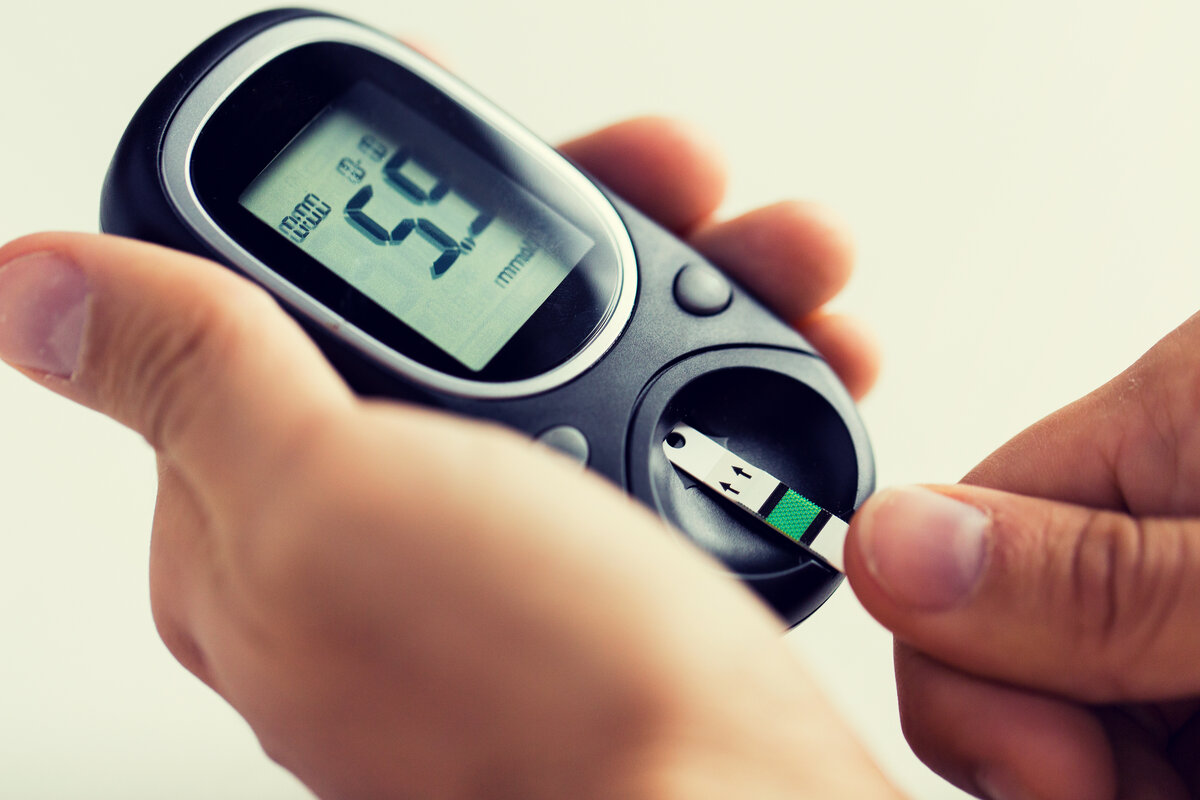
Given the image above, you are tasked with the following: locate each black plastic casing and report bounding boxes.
[100,8,874,626]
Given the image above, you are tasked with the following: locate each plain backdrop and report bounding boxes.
[2,2,1199,798]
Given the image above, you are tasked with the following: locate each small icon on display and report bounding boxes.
[357,135,387,161]
[338,158,367,184]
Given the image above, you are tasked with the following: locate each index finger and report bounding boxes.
[558,116,727,233]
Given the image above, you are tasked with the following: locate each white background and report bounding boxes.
[2,2,1198,798]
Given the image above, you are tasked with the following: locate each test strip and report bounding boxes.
[662,423,848,572]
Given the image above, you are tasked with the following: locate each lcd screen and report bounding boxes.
[240,81,595,371]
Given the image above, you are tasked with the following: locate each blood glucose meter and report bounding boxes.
[100,8,874,626]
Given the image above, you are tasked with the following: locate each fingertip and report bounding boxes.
[848,486,991,620]
[689,200,855,321]
[0,234,141,389]
[748,200,856,292]
[558,116,727,232]
[0,248,88,379]
[797,311,880,399]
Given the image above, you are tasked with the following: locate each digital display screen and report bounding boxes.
[240,81,595,371]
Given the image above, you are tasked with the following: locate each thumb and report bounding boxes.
[0,232,353,507]
[846,484,1200,702]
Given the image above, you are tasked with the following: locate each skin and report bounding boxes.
[0,118,897,800]
[846,310,1200,799]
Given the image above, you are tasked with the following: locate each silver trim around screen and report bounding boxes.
[160,16,637,400]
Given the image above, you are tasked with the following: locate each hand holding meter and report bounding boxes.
[101,9,873,625]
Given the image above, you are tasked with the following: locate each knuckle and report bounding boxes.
[147,559,212,685]
[146,460,216,686]
[1063,509,1131,649]
[150,601,211,685]
[1061,509,1187,697]
[255,732,299,775]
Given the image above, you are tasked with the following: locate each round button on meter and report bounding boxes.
[674,263,733,316]
[100,8,874,626]
[535,425,591,465]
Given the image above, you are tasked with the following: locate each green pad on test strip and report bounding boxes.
[763,489,823,542]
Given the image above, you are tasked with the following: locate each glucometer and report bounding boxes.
[100,8,874,626]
